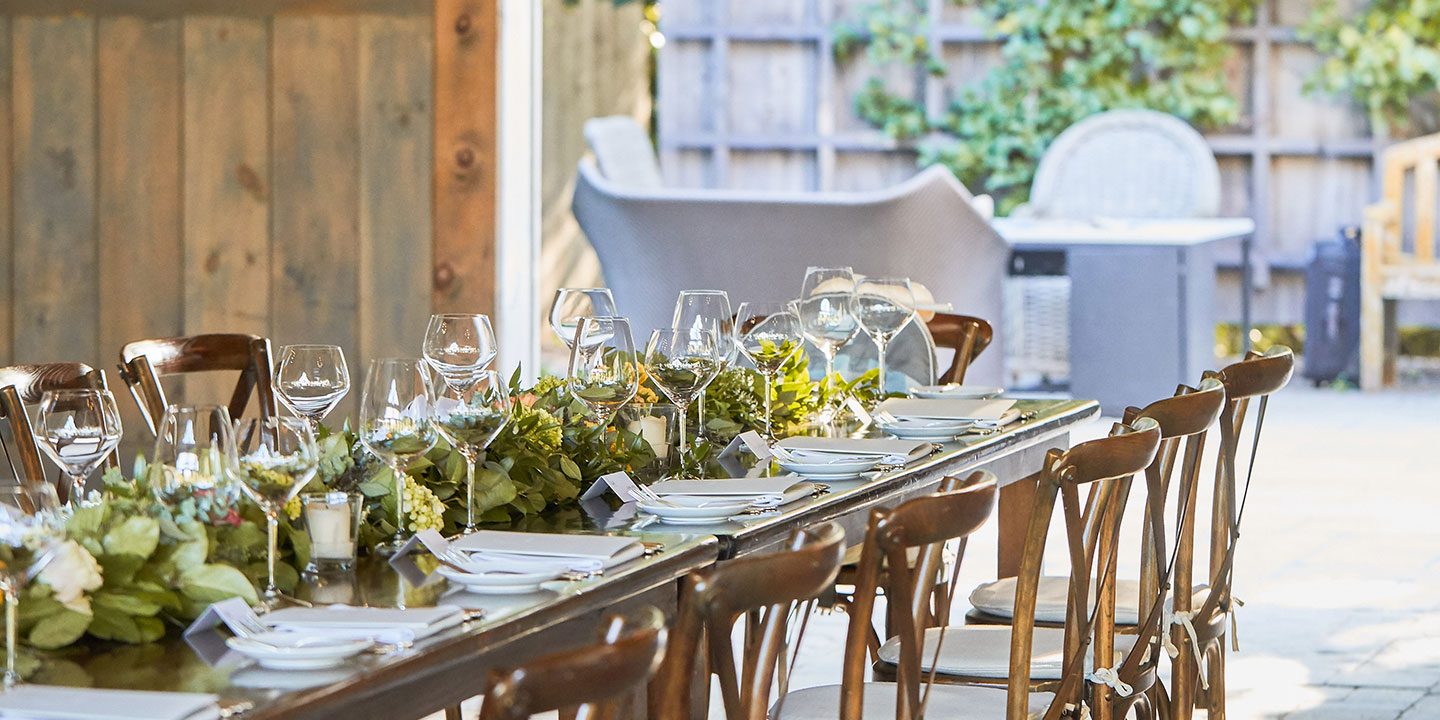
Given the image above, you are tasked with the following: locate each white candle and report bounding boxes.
[627,415,669,459]
[307,502,355,560]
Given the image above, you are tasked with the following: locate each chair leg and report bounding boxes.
[1205,645,1227,720]
[1150,680,1171,720]
[444,705,464,720]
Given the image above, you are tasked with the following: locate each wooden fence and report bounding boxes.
[0,0,499,452]
[655,0,1387,325]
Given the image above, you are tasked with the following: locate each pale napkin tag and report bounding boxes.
[580,471,642,502]
[844,396,874,426]
[184,596,264,639]
[720,430,773,460]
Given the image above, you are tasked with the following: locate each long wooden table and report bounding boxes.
[25,398,1098,718]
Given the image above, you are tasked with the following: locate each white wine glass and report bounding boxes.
[550,288,617,350]
[235,417,319,608]
[273,345,350,434]
[0,486,64,689]
[736,302,804,440]
[566,317,639,429]
[672,290,734,438]
[644,328,722,478]
[432,369,511,533]
[854,276,917,395]
[359,359,438,554]
[796,267,858,427]
[34,389,122,507]
[151,405,241,514]
[423,313,498,390]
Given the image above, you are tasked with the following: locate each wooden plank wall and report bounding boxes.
[657,0,1384,325]
[0,4,437,454]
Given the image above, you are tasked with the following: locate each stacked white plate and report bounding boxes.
[226,632,372,670]
[910,384,1005,399]
[636,477,816,525]
[874,415,973,441]
[775,453,882,481]
[260,605,467,642]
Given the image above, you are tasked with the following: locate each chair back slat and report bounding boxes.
[0,363,117,501]
[1414,156,1437,263]
[118,334,278,434]
[925,313,993,385]
[479,608,666,720]
[655,522,845,720]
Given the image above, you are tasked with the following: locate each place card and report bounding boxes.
[184,596,264,640]
[579,470,642,503]
[390,528,453,561]
[720,430,773,460]
[844,396,874,426]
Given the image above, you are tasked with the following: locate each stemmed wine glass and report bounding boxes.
[150,405,242,513]
[235,417,319,608]
[550,288,618,350]
[566,317,639,429]
[854,277,917,395]
[736,302,804,440]
[359,359,438,554]
[34,389,122,507]
[796,267,859,427]
[644,328,722,478]
[423,313,497,389]
[273,345,350,434]
[0,486,64,689]
[431,369,512,534]
[672,290,735,437]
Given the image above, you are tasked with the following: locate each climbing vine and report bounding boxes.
[1302,0,1440,135]
[833,0,1253,212]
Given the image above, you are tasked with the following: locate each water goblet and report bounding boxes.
[273,345,350,434]
[644,328,722,478]
[359,359,438,555]
[34,389,122,507]
[235,417,319,608]
[431,370,511,534]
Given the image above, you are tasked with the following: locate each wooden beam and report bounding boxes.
[2,0,427,18]
[432,0,497,315]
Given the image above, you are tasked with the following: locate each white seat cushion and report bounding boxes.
[774,682,1052,719]
[969,576,1211,625]
[876,625,1139,679]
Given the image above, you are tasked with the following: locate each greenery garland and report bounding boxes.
[833,0,1251,212]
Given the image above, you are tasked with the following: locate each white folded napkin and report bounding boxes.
[875,398,1016,421]
[450,552,606,575]
[649,478,802,506]
[449,530,640,568]
[776,437,931,464]
[263,605,466,643]
[0,686,219,720]
[972,408,1024,429]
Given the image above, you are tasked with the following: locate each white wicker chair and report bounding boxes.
[1007,109,1222,384]
[572,118,1009,387]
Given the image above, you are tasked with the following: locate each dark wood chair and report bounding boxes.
[926,313,993,385]
[859,420,1162,720]
[117,333,279,435]
[477,607,667,720]
[0,363,118,504]
[653,521,846,720]
[1171,346,1294,720]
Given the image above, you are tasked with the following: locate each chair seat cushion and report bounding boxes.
[774,682,1053,719]
[876,625,1139,679]
[969,575,1210,625]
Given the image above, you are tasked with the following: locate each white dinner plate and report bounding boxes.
[776,456,881,477]
[226,634,372,670]
[635,499,752,522]
[435,565,557,594]
[910,385,1005,400]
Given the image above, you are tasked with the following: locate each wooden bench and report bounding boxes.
[1361,133,1440,388]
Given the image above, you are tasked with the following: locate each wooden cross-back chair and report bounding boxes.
[926,313,993,385]
[965,378,1227,638]
[477,607,666,720]
[860,420,1162,720]
[653,522,845,720]
[0,363,119,504]
[1170,346,1293,720]
[117,334,279,435]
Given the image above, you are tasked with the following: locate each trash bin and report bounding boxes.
[1303,226,1361,385]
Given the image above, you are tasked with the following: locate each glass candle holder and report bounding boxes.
[302,491,362,572]
[621,403,679,457]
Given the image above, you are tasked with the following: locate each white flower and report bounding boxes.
[37,540,103,615]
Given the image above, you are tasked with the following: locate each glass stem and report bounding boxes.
[677,403,689,465]
[876,338,888,397]
[265,513,279,596]
[392,461,407,544]
[696,389,707,438]
[68,472,85,506]
[463,450,477,532]
[4,584,18,688]
[763,373,774,439]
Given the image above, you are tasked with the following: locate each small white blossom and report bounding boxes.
[37,540,103,615]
